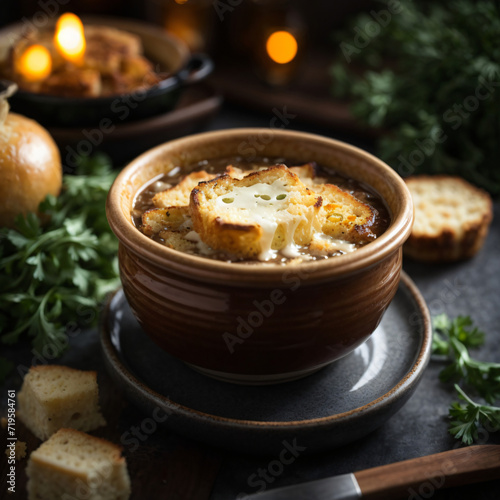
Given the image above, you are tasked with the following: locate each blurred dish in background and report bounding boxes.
[50,83,222,167]
[0,17,213,127]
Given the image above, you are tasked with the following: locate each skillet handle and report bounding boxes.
[176,54,214,86]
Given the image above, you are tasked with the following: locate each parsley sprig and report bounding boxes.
[449,385,500,445]
[432,314,500,444]
[331,0,500,196]
[0,154,120,378]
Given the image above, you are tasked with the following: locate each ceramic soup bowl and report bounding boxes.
[106,129,413,384]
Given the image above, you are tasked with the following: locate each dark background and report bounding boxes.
[1,1,499,499]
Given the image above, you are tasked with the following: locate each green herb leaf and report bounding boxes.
[448,385,500,445]
[0,153,120,379]
[331,0,500,196]
[432,314,500,444]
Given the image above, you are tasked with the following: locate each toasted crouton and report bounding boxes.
[152,171,214,208]
[227,163,322,183]
[288,162,319,184]
[158,229,198,253]
[141,206,190,236]
[190,165,322,260]
[312,184,376,243]
[141,206,199,253]
[290,162,329,187]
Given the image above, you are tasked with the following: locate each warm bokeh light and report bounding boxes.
[266,30,298,64]
[17,45,52,82]
[54,13,86,63]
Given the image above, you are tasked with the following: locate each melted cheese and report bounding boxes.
[310,233,356,254]
[185,229,213,255]
[210,180,357,261]
[214,180,306,260]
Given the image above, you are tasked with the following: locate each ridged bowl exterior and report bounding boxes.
[119,244,402,375]
[107,129,413,379]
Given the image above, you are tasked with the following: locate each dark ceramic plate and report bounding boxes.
[101,272,431,454]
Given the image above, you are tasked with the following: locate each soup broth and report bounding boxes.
[132,157,391,264]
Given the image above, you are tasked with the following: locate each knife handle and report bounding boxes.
[354,445,500,500]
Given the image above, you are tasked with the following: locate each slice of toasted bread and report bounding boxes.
[312,184,376,243]
[190,165,322,259]
[288,162,329,186]
[404,176,493,262]
[224,165,247,179]
[152,171,214,208]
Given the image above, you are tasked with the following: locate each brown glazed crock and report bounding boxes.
[106,129,414,384]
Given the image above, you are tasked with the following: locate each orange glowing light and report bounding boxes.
[17,45,52,82]
[266,31,298,64]
[54,13,86,63]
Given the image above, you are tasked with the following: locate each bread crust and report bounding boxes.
[312,183,376,243]
[152,171,213,208]
[404,175,493,262]
[141,163,383,259]
[27,428,131,500]
[190,165,322,258]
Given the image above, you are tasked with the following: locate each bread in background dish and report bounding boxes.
[27,428,131,500]
[18,365,106,440]
[404,175,493,262]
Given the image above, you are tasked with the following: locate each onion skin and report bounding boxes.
[0,112,62,227]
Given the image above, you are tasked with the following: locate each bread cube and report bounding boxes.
[27,428,130,500]
[18,365,106,440]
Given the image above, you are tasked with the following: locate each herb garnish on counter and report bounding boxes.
[432,314,500,444]
[0,154,119,379]
[331,0,500,196]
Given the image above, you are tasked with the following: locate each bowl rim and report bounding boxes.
[0,15,191,104]
[106,128,414,285]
